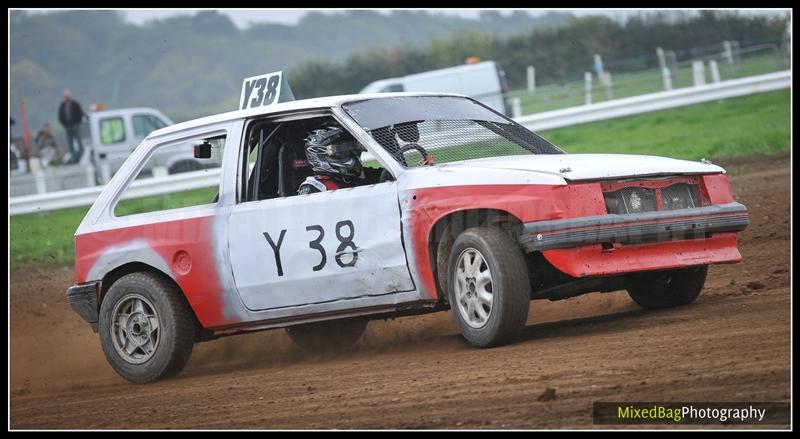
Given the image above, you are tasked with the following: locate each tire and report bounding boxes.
[286,319,367,353]
[447,226,530,348]
[168,160,202,174]
[99,272,196,384]
[626,265,709,309]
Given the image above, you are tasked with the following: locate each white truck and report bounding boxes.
[359,61,511,116]
[11,107,214,197]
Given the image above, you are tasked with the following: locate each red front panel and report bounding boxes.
[407,183,605,297]
[541,233,742,277]
[407,173,741,295]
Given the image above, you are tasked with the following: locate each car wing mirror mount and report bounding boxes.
[194,142,212,159]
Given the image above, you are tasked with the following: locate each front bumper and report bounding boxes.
[520,202,749,252]
[66,282,100,333]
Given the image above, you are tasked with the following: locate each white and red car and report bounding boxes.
[67,93,749,383]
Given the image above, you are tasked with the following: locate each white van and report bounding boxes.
[10,108,216,196]
[359,61,510,116]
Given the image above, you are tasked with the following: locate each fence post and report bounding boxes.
[100,161,112,184]
[784,21,792,60]
[601,72,613,100]
[656,47,666,71]
[666,50,679,74]
[708,60,721,83]
[511,97,522,118]
[731,40,740,65]
[526,66,536,93]
[153,166,168,178]
[85,164,96,187]
[29,158,47,194]
[692,61,706,86]
[593,54,604,76]
[722,41,734,66]
[662,67,673,91]
[584,72,593,105]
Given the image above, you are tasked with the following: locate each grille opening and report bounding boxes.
[603,181,703,214]
[603,187,657,214]
[662,183,701,210]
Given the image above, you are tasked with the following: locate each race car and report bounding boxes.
[66,92,749,383]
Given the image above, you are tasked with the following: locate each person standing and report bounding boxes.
[58,90,86,164]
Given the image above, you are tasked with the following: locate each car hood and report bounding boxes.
[439,154,725,181]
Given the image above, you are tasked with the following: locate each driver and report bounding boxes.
[298,124,382,194]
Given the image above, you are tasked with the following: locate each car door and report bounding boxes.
[226,120,416,312]
[228,182,416,311]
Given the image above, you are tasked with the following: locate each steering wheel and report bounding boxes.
[398,143,434,167]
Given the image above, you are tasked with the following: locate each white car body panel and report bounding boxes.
[227,181,415,311]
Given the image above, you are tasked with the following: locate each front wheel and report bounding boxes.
[285,319,368,353]
[627,265,709,309]
[99,273,196,384]
[447,227,530,348]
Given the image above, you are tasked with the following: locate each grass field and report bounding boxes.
[542,89,790,160]
[10,186,219,271]
[508,52,788,115]
[9,89,790,271]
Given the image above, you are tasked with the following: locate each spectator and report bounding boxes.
[34,123,60,167]
[58,90,86,164]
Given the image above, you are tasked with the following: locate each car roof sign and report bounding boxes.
[239,71,294,110]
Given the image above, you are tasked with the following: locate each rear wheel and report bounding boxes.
[285,319,367,353]
[627,265,709,309]
[99,273,196,384]
[447,227,530,348]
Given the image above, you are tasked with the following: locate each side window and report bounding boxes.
[241,116,391,203]
[114,134,225,217]
[133,115,168,138]
[100,117,125,144]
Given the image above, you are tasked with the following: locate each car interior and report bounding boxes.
[242,115,392,202]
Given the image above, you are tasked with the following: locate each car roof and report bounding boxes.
[147,92,466,139]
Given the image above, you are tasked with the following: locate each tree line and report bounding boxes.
[9,10,568,129]
[10,10,788,133]
[288,11,789,98]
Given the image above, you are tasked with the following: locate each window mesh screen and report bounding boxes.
[604,187,658,214]
[368,119,562,168]
[661,183,701,210]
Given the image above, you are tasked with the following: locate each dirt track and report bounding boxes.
[10,154,790,429]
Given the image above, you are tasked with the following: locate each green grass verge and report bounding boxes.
[10,89,789,271]
[540,89,789,160]
[114,186,218,217]
[10,186,218,272]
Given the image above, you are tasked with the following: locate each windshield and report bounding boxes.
[342,96,563,168]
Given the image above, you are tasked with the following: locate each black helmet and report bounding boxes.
[305,125,362,180]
